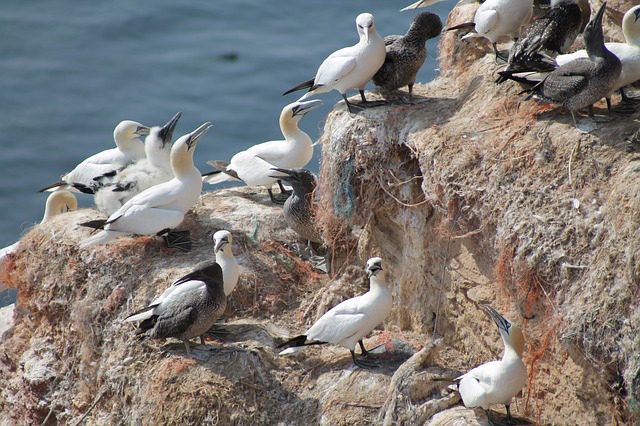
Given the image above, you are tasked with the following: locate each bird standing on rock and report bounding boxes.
[456,305,527,424]
[498,2,621,128]
[269,168,322,250]
[283,13,386,114]
[79,122,212,251]
[372,12,443,103]
[446,0,533,62]
[277,257,392,369]
[555,5,640,106]
[125,262,227,355]
[202,100,320,204]
[38,120,149,194]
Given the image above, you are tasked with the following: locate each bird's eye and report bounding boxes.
[358,25,363,29]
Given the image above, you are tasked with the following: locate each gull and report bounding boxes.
[95,112,181,215]
[1,191,77,291]
[283,13,386,114]
[277,257,392,368]
[203,100,320,204]
[79,123,212,251]
[372,12,443,103]
[38,120,149,194]
[457,305,527,424]
[125,262,226,355]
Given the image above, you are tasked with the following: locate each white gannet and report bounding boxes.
[202,100,321,204]
[79,122,212,251]
[499,3,621,127]
[283,13,386,114]
[38,120,149,194]
[556,5,640,103]
[95,112,181,215]
[457,305,527,424]
[277,257,392,368]
[0,191,78,291]
[125,262,226,355]
[446,0,534,61]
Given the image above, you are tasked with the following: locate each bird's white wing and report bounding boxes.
[244,140,288,163]
[474,9,499,36]
[108,180,179,221]
[228,151,278,186]
[314,53,357,87]
[306,311,369,345]
[149,279,205,307]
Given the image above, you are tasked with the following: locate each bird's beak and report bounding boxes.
[269,167,293,180]
[135,125,151,136]
[634,7,640,22]
[214,237,228,253]
[159,112,182,146]
[593,2,607,28]
[363,25,370,43]
[291,99,323,117]
[367,264,382,277]
[482,305,510,334]
[187,122,213,150]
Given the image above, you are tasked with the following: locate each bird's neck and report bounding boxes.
[280,118,306,142]
[502,343,523,363]
[405,27,429,45]
[623,16,640,47]
[171,154,198,180]
[216,249,236,265]
[585,31,608,60]
[369,275,389,295]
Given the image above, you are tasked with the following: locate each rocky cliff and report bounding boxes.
[1,0,639,425]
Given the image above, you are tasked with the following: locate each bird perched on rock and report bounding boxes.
[446,0,533,61]
[498,2,621,128]
[555,5,640,106]
[94,112,181,215]
[456,305,527,424]
[1,191,78,291]
[283,13,386,114]
[125,262,226,355]
[277,257,392,368]
[202,100,320,204]
[496,0,582,82]
[79,122,212,251]
[269,168,322,250]
[38,120,149,194]
[372,12,443,103]
[213,230,240,296]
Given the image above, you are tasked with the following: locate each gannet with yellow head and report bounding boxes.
[79,123,212,251]
[457,305,527,423]
[203,100,320,203]
[277,257,393,368]
[283,13,386,114]
[38,120,149,194]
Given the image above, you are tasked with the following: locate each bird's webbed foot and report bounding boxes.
[268,188,290,204]
[162,230,192,252]
[351,349,379,368]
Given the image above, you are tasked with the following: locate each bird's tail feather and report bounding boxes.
[79,219,107,230]
[79,230,121,248]
[38,181,67,193]
[445,22,475,32]
[202,169,231,185]
[283,78,315,96]
[124,305,157,323]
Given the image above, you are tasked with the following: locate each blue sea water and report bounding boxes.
[0,0,456,305]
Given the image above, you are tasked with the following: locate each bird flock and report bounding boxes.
[4,0,637,421]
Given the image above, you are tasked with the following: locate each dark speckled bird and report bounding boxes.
[125,262,227,355]
[496,0,582,83]
[270,167,322,248]
[499,2,621,128]
[372,12,443,102]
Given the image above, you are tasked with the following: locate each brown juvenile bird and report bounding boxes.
[372,12,443,103]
